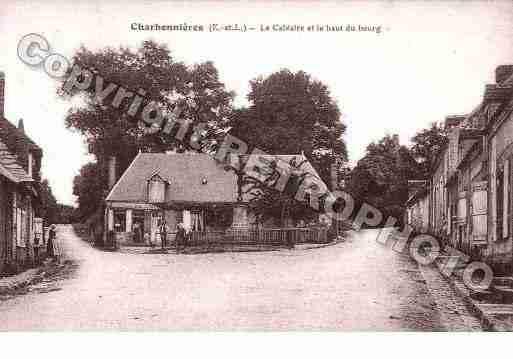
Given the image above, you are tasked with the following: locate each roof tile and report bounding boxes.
[0,137,33,183]
[106,153,327,204]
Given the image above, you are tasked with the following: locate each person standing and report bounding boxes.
[159,219,168,250]
[47,224,56,259]
[175,222,185,253]
[145,231,153,247]
[133,222,140,243]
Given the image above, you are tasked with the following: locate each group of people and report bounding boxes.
[158,220,189,251]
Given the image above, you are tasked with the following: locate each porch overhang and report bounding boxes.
[157,201,244,210]
[107,201,162,210]
[106,200,246,210]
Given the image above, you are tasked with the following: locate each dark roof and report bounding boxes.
[0,117,41,152]
[106,152,327,204]
[457,138,483,171]
[0,137,33,183]
[106,153,240,203]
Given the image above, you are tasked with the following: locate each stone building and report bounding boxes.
[0,72,45,273]
[406,64,513,274]
[405,180,429,233]
[104,152,328,245]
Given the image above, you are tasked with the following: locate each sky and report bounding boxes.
[1,0,513,205]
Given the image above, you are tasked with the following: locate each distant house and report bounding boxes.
[0,72,45,273]
[405,64,513,274]
[104,152,328,244]
[405,180,429,233]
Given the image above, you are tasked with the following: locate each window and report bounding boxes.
[190,211,205,231]
[34,218,43,246]
[176,210,183,224]
[132,210,145,242]
[27,152,33,178]
[491,137,497,241]
[16,208,23,247]
[451,202,457,220]
[457,196,467,219]
[504,158,512,239]
[497,166,504,240]
[113,210,126,232]
[148,177,166,203]
[133,210,145,226]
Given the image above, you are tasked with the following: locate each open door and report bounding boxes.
[471,181,488,244]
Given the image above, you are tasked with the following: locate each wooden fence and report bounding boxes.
[186,227,329,246]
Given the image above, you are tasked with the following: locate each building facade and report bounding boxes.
[406,64,513,274]
[105,152,328,245]
[0,72,45,273]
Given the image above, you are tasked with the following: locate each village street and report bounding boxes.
[0,225,482,330]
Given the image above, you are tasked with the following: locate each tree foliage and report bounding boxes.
[346,122,448,225]
[229,69,346,178]
[39,180,75,224]
[410,122,447,178]
[72,162,106,221]
[347,134,421,223]
[228,70,347,224]
[39,179,58,225]
[59,40,235,221]
[60,40,234,164]
[241,156,319,225]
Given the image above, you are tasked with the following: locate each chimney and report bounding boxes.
[392,134,400,147]
[18,118,24,133]
[0,71,4,118]
[108,156,117,189]
[496,65,513,85]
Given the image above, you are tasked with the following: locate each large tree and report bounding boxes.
[229,69,347,224]
[59,40,235,221]
[72,162,106,222]
[229,69,346,178]
[39,179,59,225]
[410,122,447,179]
[346,123,447,226]
[38,180,75,224]
[347,134,421,223]
[60,41,234,165]
[240,155,320,225]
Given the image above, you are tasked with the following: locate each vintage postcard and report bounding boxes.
[1,0,513,339]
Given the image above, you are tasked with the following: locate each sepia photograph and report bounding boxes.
[1,0,513,348]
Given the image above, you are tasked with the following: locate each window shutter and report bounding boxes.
[504,159,510,238]
[447,190,451,235]
[491,137,497,242]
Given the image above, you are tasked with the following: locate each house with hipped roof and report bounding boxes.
[104,151,329,245]
[406,64,513,275]
[0,72,45,273]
